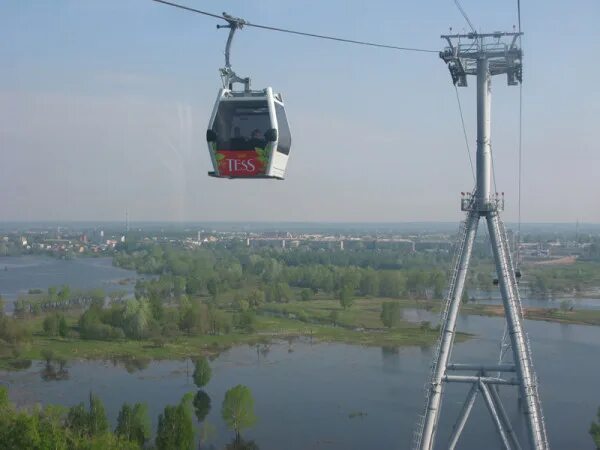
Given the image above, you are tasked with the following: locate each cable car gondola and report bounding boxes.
[207,14,291,179]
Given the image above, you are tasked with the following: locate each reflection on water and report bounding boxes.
[225,437,260,450]
[41,358,69,381]
[1,317,600,450]
[110,355,152,373]
[194,390,211,423]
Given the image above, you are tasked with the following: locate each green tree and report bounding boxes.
[66,403,89,436]
[338,285,354,309]
[247,289,265,309]
[221,385,257,442]
[58,315,68,337]
[123,298,152,339]
[237,311,257,333]
[43,314,60,336]
[380,302,401,328]
[115,402,150,447]
[300,289,312,301]
[359,269,379,296]
[155,393,194,450]
[591,407,600,450]
[58,285,71,305]
[193,356,212,388]
[88,392,109,437]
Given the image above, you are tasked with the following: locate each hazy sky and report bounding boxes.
[1,0,598,223]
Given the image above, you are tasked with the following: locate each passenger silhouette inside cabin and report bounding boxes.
[249,128,266,149]
[230,126,246,150]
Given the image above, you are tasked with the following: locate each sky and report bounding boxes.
[1,0,598,224]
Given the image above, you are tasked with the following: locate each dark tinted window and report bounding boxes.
[212,100,272,151]
[275,104,291,155]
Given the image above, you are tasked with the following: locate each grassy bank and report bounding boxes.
[462,303,600,326]
[6,294,597,371]
[0,300,445,370]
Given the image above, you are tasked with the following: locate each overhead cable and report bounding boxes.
[150,0,438,54]
[453,85,475,182]
[453,0,477,34]
[517,0,523,266]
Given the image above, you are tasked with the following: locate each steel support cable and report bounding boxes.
[490,143,499,197]
[453,85,476,182]
[516,0,523,267]
[453,0,477,34]
[150,0,438,53]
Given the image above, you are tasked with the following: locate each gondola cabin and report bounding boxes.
[207,87,291,179]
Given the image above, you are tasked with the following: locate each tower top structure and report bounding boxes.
[440,31,523,87]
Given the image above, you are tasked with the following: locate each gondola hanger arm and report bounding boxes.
[217,12,250,91]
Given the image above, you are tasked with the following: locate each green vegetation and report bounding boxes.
[461,303,600,326]
[591,407,600,449]
[380,301,402,328]
[524,261,600,297]
[193,356,212,388]
[0,361,260,450]
[0,386,138,450]
[155,393,195,450]
[2,244,600,370]
[222,385,257,442]
[115,403,150,447]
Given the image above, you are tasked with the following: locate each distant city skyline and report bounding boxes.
[1,0,598,223]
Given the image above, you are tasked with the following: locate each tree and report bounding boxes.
[591,407,600,450]
[338,285,354,309]
[43,314,60,336]
[359,269,379,296]
[58,315,68,337]
[66,393,108,437]
[247,289,265,309]
[155,393,195,450]
[380,302,401,329]
[66,403,89,436]
[88,392,109,436]
[300,289,312,301]
[221,385,257,442]
[115,402,150,447]
[115,404,132,442]
[193,356,212,388]
[378,271,406,298]
[123,298,152,339]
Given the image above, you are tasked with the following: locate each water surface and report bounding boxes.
[2,314,599,450]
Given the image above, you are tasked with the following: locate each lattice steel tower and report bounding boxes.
[413,32,549,450]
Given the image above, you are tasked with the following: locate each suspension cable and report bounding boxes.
[453,85,475,182]
[453,0,477,34]
[516,0,523,267]
[150,0,438,54]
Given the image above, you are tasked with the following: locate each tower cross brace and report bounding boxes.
[413,32,549,450]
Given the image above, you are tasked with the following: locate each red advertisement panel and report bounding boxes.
[215,150,268,177]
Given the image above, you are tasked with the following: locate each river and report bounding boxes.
[0,257,598,448]
[2,312,599,449]
[0,256,137,311]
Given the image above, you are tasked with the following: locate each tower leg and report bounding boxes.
[486,212,548,450]
[417,210,479,450]
[447,381,479,450]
